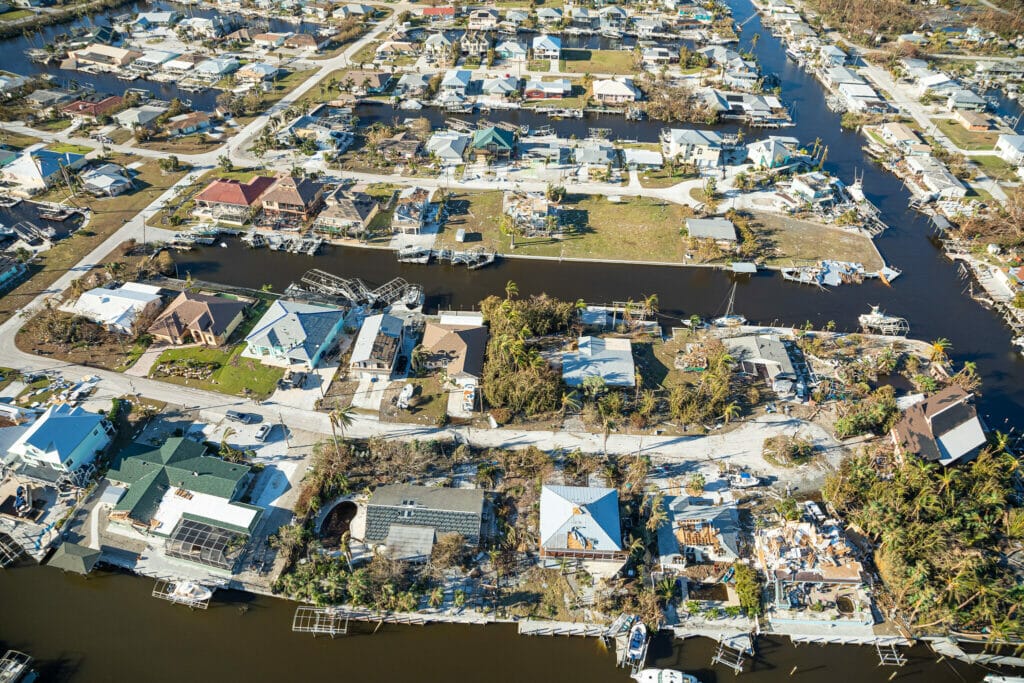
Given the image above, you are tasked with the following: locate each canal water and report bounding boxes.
[0,565,997,682]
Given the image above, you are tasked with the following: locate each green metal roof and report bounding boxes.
[47,542,101,575]
[107,438,251,525]
[471,126,515,150]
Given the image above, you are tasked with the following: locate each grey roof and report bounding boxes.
[385,524,436,561]
[245,300,345,365]
[723,334,795,378]
[365,484,485,544]
[350,313,403,366]
[539,485,621,553]
[562,336,635,387]
[667,128,723,147]
[656,495,740,563]
[686,217,737,241]
[47,542,101,574]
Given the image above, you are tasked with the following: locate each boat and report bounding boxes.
[627,621,647,660]
[0,650,37,683]
[1012,336,1024,356]
[168,580,214,603]
[38,207,74,222]
[632,669,700,683]
[858,305,909,336]
[711,283,747,327]
[729,471,761,489]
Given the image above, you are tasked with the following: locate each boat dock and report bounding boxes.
[396,246,497,270]
[152,579,215,609]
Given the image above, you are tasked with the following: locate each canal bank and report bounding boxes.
[0,564,1000,683]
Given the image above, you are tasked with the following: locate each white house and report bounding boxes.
[9,405,113,476]
[349,313,404,377]
[661,128,724,167]
[532,34,562,60]
[72,282,162,333]
[592,77,641,104]
[996,134,1024,165]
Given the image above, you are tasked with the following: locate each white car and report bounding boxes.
[255,423,273,442]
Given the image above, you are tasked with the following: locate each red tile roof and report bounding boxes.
[194,176,276,207]
[423,6,455,15]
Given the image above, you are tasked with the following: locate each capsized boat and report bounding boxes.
[627,621,647,660]
[632,669,701,683]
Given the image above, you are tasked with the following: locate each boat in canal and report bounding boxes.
[632,669,700,683]
[711,284,747,328]
[0,650,37,683]
[626,621,647,661]
[857,305,909,336]
[168,580,214,603]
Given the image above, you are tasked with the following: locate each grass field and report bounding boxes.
[47,142,93,155]
[436,192,693,262]
[969,154,1017,182]
[931,118,999,151]
[559,49,637,75]
[750,212,884,269]
[0,156,188,326]
[0,9,34,22]
[150,344,284,399]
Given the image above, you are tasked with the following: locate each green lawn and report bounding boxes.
[969,154,1017,182]
[0,129,40,149]
[639,168,697,188]
[34,118,73,132]
[150,344,284,399]
[46,142,93,155]
[522,95,586,109]
[560,49,637,75]
[931,118,999,151]
[437,192,693,262]
[0,9,34,21]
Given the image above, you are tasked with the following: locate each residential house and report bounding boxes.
[393,186,436,233]
[61,94,124,121]
[471,126,516,159]
[349,313,404,377]
[313,189,379,238]
[598,5,629,29]
[114,104,166,130]
[954,109,991,131]
[421,5,456,21]
[426,130,471,165]
[71,282,162,333]
[440,69,472,97]
[80,162,135,197]
[260,175,324,221]
[133,10,179,27]
[480,76,519,101]
[822,66,865,89]
[905,155,967,200]
[523,78,571,100]
[192,175,275,224]
[622,148,663,169]
[503,190,555,232]
[148,291,248,346]
[635,17,664,38]
[364,484,485,561]
[0,256,27,292]
[996,134,1024,165]
[819,44,846,66]
[539,485,624,561]
[746,135,800,168]
[661,128,724,167]
[106,438,262,570]
[891,386,987,466]
[236,62,279,83]
[573,140,618,175]
[461,31,491,58]
[686,217,737,243]
[242,300,346,369]
[0,73,29,99]
[68,44,142,69]
[790,171,840,206]
[642,47,676,68]
[532,34,562,61]
[536,7,562,24]
[656,494,740,572]
[375,40,417,61]
[252,32,290,48]
[397,72,431,96]
[25,89,76,115]
[570,6,598,29]
[284,32,329,52]
[592,77,641,104]
[165,112,211,137]
[917,72,958,98]
[424,32,454,60]
[946,89,987,112]
[838,82,886,113]
[421,321,488,388]
[194,57,240,81]
[722,333,798,394]
[495,39,527,63]
[467,7,499,30]
[3,149,87,193]
[129,50,179,74]
[8,405,113,479]
[162,53,207,73]
[342,70,393,95]
[562,336,635,388]
[877,122,930,156]
[377,131,422,161]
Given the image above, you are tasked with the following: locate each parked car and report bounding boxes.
[226,410,259,424]
[255,423,273,442]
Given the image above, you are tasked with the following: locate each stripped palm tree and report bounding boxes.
[328,405,355,450]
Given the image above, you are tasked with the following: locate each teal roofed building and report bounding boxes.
[242,299,347,369]
[471,126,516,159]
[7,404,113,481]
[106,438,262,570]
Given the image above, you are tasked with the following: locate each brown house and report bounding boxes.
[891,386,987,467]
[61,95,124,120]
[148,291,248,346]
[192,175,276,225]
[260,175,324,221]
[421,322,488,388]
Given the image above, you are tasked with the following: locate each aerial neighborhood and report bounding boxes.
[0,0,1022,678]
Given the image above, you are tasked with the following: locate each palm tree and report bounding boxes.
[329,405,355,449]
[721,402,740,424]
[504,279,518,300]
[410,344,429,376]
[560,390,581,416]
[339,530,353,570]
[428,586,445,609]
[643,293,659,319]
[929,337,952,363]
[602,417,614,455]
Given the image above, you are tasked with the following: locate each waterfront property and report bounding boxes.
[420,320,488,389]
[242,299,346,369]
[721,333,798,394]
[312,189,378,238]
[260,175,325,223]
[148,291,248,347]
[3,148,87,194]
[0,256,28,292]
[655,492,741,573]
[80,163,135,197]
[364,484,486,561]
[539,485,624,562]
[192,175,276,225]
[662,129,724,167]
[562,336,636,388]
[349,313,404,378]
[105,437,262,571]
[70,282,162,334]
[5,405,113,482]
[891,386,987,467]
[685,217,737,244]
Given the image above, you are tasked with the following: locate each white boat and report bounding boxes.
[169,580,214,603]
[632,670,700,683]
[729,471,761,489]
[858,305,909,336]
[627,621,647,660]
[712,283,747,327]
